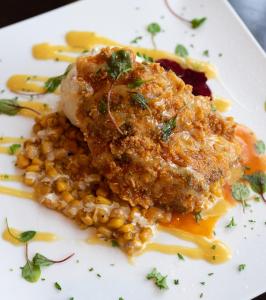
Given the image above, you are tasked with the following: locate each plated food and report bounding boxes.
[0,14,265,300]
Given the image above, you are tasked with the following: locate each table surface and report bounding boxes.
[0,1,265,299]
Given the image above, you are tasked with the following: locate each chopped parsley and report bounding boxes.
[194,211,202,223]
[177,253,184,260]
[191,17,207,29]
[130,36,142,44]
[208,273,214,276]
[54,282,62,290]
[161,117,176,141]
[199,292,204,298]
[202,50,209,57]
[97,273,102,278]
[98,99,107,114]
[226,217,237,228]
[238,264,246,272]
[8,144,21,155]
[118,298,124,300]
[175,44,189,58]
[89,267,94,272]
[255,140,265,154]
[111,240,119,247]
[248,219,256,223]
[128,78,148,89]
[131,93,149,110]
[146,268,168,290]
[107,50,132,79]
[173,279,179,285]
[136,52,154,62]
[200,282,205,285]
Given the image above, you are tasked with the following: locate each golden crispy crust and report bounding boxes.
[63,47,242,213]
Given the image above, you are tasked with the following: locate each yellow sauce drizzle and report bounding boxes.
[31,31,217,79]
[0,174,22,182]
[2,228,57,245]
[0,146,9,154]
[0,137,25,144]
[18,101,51,117]
[0,185,33,199]
[213,97,232,113]
[143,226,231,264]
[7,75,48,94]
[33,43,84,62]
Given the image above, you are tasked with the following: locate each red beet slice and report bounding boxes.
[156,59,212,97]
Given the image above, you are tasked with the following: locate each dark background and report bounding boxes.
[0,1,265,299]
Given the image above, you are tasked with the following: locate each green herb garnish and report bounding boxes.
[147,22,161,49]
[21,260,41,283]
[175,44,188,58]
[54,282,62,290]
[107,50,132,80]
[194,211,202,223]
[111,240,119,247]
[231,182,250,210]
[208,273,214,276]
[161,117,176,141]
[173,279,179,285]
[8,144,21,155]
[136,52,154,62]
[0,99,39,116]
[202,50,209,57]
[130,36,142,44]
[255,140,265,154]
[98,99,107,114]
[244,172,266,202]
[238,264,246,272]
[226,217,237,228]
[128,78,149,89]
[191,17,207,29]
[33,252,74,267]
[199,292,204,298]
[146,268,168,290]
[6,219,36,243]
[177,253,184,260]
[131,93,149,110]
[44,64,72,93]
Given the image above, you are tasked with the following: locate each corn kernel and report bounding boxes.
[55,179,68,192]
[26,164,41,172]
[107,218,125,229]
[80,214,93,226]
[119,224,134,233]
[32,157,43,166]
[139,227,153,242]
[41,141,53,154]
[97,226,112,238]
[16,154,30,169]
[23,176,35,186]
[95,196,111,205]
[61,191,74,203]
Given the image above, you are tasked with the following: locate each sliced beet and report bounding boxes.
[156,59,212,97]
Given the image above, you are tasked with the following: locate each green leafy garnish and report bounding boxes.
[238,264,246,272]
[8,144,21,155]
[244,172,266,202]
[226,217,237,228]
[161,117,176,141]
[175,44,189,58]
[146,268,168,290]
[44,64,72,93]
[191,17,207,29]
[147,22,161,49]
[107,50,132,79]
[21,260,41,283]
[255,140,265,154]
[231,182,250,209]
[118,298,125,300]
[0,99,21,115]
[5,219,36,243]
[130,36,142,44]
[202,50,209,57]
[32,253,54,267]
[177,253,184,260]
[147,22,161,35]
[136,52,154,63]
[98,99,107,114]
[131,93,149,110]
[128,78,148,89]
[54,282,62,290]
[194,211,202,223]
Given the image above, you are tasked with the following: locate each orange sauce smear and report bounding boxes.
[161,124,266,237]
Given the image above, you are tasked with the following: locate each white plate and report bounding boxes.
[0,1,266,299]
